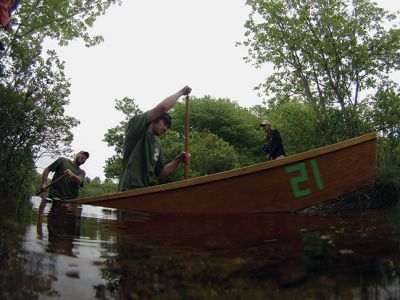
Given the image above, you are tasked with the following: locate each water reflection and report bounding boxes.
[37,199,82,256]
[18,197,116,299]
[0,196,400,299]
[97,207,400,299]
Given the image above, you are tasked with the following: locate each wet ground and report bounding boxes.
[1,196,400,299]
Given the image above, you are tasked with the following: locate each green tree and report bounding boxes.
[103,97,142,180]
[0,76,78,195]
[1,0,122,88]
[242,0,400,141]
[251,100,322,154]
[158,130,241,182]
[188,131,241,176]
[0,0,122,58]
[0,0,121,198]
[79,180,117,198]
[370,83,400,185]
[92,176,102,184]
[372,83,400,139]
[171,96,265,165]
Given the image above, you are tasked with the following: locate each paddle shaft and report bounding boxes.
[36,172,68,196]
[184,95,190,179]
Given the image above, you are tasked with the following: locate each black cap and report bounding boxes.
[78,151,90,158]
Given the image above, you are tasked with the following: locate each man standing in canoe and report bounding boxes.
[40,151,89,200]
[118,85,192,191]
[260,120,286,160]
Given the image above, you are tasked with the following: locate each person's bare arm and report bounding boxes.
[159,152,191,181]
[41,168,50,191]
[64,169,83,185]
[146,86,191,124]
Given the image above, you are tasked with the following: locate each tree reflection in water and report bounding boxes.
[95,209,400,299]
[1,196,400,299]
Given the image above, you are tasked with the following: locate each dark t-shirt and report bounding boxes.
[118,113,165,191]
[266,129,286,159]
[47,157,86,200]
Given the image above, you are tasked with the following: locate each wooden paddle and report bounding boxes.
[35,172,68,196]
[184,95,190,180]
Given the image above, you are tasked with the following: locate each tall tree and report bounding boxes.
[242,0,400,141]
[103,97,142,180]
[159,130,241,182]
[171,96,265,165]
[250,100,322,154]
[0,0,121,197]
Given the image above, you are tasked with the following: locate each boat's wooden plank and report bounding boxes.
[71,133,377,214]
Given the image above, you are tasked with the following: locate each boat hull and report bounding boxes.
[73,133,377,214]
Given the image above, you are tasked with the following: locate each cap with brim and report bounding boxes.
[78,151,90,158]
[260,120,270,126]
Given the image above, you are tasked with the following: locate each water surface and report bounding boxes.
[1,196,400,299]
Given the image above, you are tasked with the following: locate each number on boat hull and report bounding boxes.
[285,159,325,198]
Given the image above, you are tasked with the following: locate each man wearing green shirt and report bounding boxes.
[41,151,89,200]
[118,85,192,191]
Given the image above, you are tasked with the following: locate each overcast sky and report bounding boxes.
[36,0,400,180]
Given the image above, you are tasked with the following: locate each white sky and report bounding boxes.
[36,0,400,180]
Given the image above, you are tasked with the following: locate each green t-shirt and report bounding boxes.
[48,157,86,200]
[118,113,165,191]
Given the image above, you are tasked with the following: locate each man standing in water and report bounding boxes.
[118,85,192,191]
[40,151,89,200]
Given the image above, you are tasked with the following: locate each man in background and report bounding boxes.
[41,151,89,200]
[260,120,286,160]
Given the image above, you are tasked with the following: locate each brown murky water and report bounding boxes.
[1,196,400,299]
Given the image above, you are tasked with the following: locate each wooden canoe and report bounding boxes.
[72,132,377,214]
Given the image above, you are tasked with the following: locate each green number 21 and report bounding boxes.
[285,159,324,198]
